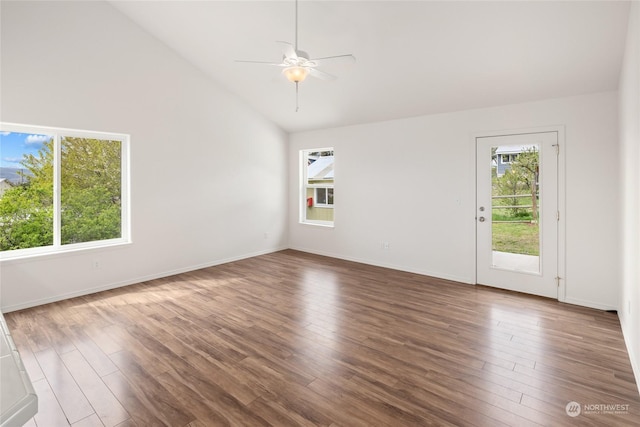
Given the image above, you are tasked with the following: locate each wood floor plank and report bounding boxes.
[103,324,171,378]
[60,350,130,427]
[307,375,455,426]
[82,324,123,356]
[134,323,262,407]
[31,378,73,427]
[4,249,639,426]
[65,325,119,378]
[387,378,529,427]
[34,348,95,424]
[155,368,269,427]
[71,413,105,427]
[38,315,77,355]
[246,396,319,427]
[102,370,166,427]
[482,359,640,414]
[107,350,194,427]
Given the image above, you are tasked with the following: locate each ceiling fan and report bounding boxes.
[236,0,355,112]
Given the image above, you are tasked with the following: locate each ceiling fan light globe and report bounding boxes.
[283,66,309,83]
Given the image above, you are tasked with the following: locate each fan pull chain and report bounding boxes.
[295,81,300,112]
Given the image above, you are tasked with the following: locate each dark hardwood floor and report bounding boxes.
[4,249,640,426]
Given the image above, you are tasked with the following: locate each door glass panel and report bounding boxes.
[491,144,540,273]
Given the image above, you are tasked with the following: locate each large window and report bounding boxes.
[0,123,129,258]
[301,148,334,226]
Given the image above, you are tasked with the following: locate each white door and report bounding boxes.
[476,132,558,298]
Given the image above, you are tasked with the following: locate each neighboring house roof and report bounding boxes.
[0,178,13,197]
[308,156,334,180]
[495,144,537,155]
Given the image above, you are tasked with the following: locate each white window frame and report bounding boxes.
[300,147,334,227]
[0,122,131,260]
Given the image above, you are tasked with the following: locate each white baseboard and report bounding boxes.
[1,246,288,313]
[562,297,618,312]
[288,245,475,285]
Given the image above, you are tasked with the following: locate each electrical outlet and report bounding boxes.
[382,241,390,250]
[629,300,632,315]
[92,259,101,270]
[264,232,269,239]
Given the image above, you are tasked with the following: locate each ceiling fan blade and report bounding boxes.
[276,41,298,60]
[235,60,286,67]
[309,54,356,65]
[308,67,337,81]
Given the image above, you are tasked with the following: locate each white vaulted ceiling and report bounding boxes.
[110,1,630,133]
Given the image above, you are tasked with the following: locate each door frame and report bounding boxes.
[472,125,566,302]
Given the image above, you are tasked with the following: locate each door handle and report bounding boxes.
[479,217,486,222]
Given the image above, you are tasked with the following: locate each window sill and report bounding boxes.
[300,221,334,228]
[0,239,132,264]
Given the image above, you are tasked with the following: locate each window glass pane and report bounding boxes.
[307,150,334,184]
[491,144,540,273]
[0,131,54,251]
[61,137,121,245]
[316,188,327,204]
[327,188,334,205]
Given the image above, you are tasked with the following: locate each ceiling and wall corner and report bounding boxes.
[108,1,631,133]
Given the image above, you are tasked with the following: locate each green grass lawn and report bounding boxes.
[492,222,539,256]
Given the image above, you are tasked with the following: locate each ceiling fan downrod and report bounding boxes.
[294,0,299,52]
[294,0,300,112]
[235,0,355,113]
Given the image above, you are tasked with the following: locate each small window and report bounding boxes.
[0,123,130,258]
[301,148,334,226]
[314,187,334,207]
[502,154,518,164]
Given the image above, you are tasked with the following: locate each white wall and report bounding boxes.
[619,1,640,393]
[289,91,620,310]
[0,1,288,311]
